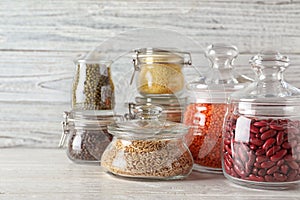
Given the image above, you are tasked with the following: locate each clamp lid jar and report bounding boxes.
[60,110,122,164]
[184,44,252,173]
[132,48,192,96]
[223,51,300,189]
[101,104,193,180]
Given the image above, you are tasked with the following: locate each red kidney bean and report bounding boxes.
[264,175,274,182]
[252,167,258,176]
[270,149,287,162]
[258,169,266,176]
[284,154,294,162]
[282,142,291,149]
[224,158,232,172]
[250,125,259,134]
[250,138,264,146]
[287,127,300,135]
[287,170,298,181]
[290,140,298,148]
[261,161,275,169]
[255,149,266,156]
[249,144,257,150]
[225,144,232,156]
[259,126,269,133]
[287,161,299,170]
[254,162,261,168]
[266,166,279,175]
[280,164,289,174]
[274,173,287,182]
[234,165,246,178]
[276,131,285,146]
[230,168,238,178]
[256,155,268,163]
[266,145,281,157]
[253,121,268,127]
[276,159,285,167]
[270,124,284,131]
[262,138,276,151]
[224,138,231,145]
[261,129,277,140]
[248,174,265,182]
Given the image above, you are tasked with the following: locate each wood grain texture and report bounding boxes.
[0,148,299,199]
[0,0,300,147]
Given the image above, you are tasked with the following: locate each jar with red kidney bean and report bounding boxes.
[184,44,252,173]
[223,51,300,189]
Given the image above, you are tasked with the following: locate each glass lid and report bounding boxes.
[108,104,188,139]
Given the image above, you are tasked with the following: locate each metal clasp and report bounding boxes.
[130,50,140,85]
[58,111,70,148]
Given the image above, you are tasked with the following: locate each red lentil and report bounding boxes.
[184,103,226,170]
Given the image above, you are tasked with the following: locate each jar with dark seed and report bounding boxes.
[184,44,252,173]
[59,111,123,164]
[222,51,300,189]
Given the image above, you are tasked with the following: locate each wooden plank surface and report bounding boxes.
[0,0,300,147]
[0,148,299,200]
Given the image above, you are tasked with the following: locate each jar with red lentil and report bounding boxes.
[184,44,252,173]
[223,51,300,189]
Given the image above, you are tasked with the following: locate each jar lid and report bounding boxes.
[133,48,192,65]
[108,104,188,139]
[186,44,252,103]
[135,96,186,108]
[68,110,123,129]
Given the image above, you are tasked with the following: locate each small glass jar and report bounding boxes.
[72,56,115,111]
[222,51,300,189]
[101,104,193,180]
[59,111,122,164]
[132,48,192,96]
[184,44,252,173]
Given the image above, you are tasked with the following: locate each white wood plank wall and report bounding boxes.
[0,0,299,147]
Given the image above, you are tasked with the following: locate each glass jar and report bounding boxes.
[132,48,192,96]
[184,44,252,173]
[59,111,122,164]
[223,51,300,189]
[101,104,193,180]
[72,56,115,111]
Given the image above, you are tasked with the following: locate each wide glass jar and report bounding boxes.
[132,48,192,96]
[59,111,122,164]
[72,56,114,111]
[101,104,193,180]
[184,44,252,173]
[223,51,300,189]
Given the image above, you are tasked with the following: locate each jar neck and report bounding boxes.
[211,58,234,69]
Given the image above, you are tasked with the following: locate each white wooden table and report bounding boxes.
[0,148,299,200]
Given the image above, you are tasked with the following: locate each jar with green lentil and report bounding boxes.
[72,57,115,111]
[184,44,252,173]
[131,48,192,97]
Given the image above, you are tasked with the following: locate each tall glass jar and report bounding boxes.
[222,51,300,189]
[72,57,115,111]
[184,44,252,173]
